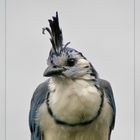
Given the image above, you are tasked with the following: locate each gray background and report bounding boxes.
[0,0,6,139]
[135,0,140,139]
[0,0,138,140]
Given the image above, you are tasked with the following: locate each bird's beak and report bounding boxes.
[43,65,66,77]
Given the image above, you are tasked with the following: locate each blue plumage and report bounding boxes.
[29,81,49,140]
[98,79,116,135]
[29,12,116,140]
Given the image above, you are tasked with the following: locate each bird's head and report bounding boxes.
[43,12,98,80]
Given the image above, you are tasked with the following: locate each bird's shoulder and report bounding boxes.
[31,80,49,106]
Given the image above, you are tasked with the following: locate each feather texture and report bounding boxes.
[43,12,63,54]
[29,80,49,140]
[29,12,116,140]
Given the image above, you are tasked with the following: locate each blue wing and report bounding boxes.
[98,79,116,135]
[29,80,49,140]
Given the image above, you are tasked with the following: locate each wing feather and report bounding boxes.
[29,80,49,140]
[98,79,116,136]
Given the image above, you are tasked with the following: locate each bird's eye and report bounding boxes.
[67,58,76,67]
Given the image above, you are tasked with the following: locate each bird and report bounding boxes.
[29,12,116,140]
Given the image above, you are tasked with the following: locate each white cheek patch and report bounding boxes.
[62,58,91,78]
[77,59,90,67]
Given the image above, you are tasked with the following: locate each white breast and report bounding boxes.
[48,78,102,124]
[37,78,113,140]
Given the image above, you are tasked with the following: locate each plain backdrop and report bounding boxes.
[0,0,6,139]
[135,0,140,139]
[0,0,137,140]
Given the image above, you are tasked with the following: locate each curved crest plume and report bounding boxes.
[43,12,63,54]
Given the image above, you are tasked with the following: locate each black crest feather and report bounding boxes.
[43,12,63,54]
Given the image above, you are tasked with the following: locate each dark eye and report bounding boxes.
[67,58,76,67]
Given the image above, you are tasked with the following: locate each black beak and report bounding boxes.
[43,65,66,77]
